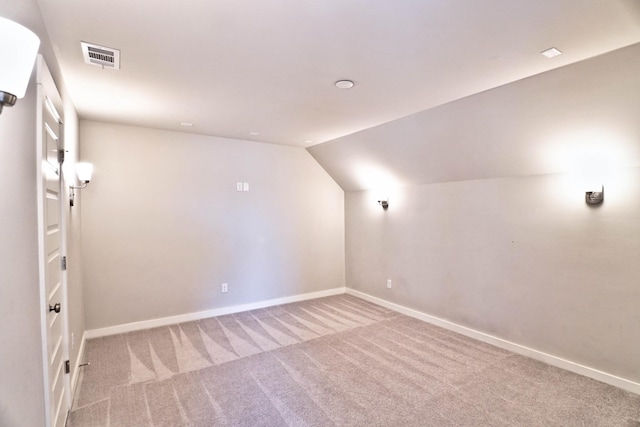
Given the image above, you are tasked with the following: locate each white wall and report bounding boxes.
[0,68,46,427]
[0,2,84,424]
[309,43,640,385]
[80,122,345,330]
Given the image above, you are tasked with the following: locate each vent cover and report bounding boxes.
[81,42,120,69]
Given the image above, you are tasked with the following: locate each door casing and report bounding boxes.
[36,55,71,427]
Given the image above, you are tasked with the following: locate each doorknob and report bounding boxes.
[49,303,61,313]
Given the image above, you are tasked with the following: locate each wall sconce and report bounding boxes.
[0,17,40,114]
[378,198,389,209]
[69,162,93,207]
[585,186,604,205]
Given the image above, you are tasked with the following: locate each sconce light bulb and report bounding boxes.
[75,162,93,183]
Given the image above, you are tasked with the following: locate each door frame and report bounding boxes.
[36,55,71,427]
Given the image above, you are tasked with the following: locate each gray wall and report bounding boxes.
[345,173,640,382]
[309,43,640,383]
[80,121,345,330]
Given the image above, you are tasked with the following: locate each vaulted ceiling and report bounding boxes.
[33,0,640,147]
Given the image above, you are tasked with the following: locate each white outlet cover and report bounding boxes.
[387,279,392,288]
[243,182,249,191]
[236,182,243,191]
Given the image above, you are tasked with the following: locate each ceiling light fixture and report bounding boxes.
[249,131,260,136]
[335,80,355,89]
[180,122,194,127]
[0,17,40,114]
[541,47,562,58]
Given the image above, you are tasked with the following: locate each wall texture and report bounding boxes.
[80,122,345,330]
[309,43,640,384]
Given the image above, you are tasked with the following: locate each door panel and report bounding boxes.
[37,56,69,427]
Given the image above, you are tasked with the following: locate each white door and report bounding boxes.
[36,56,70,427]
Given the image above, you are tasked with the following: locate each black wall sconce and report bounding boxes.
[378,198,389,209]
[70,162,93,207]
[585,186,604,205]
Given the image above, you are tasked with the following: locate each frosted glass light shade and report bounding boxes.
[75,162,94,183]
[0,16,40,99]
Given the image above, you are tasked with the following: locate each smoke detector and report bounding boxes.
[81,42,120,69]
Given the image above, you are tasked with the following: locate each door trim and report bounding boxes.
[36,55,71,427]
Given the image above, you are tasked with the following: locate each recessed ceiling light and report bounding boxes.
[304,140,313,144]
[541,47,562,58]
[180,122,194,127]
[335,80,355,89]
[249,131,260,136]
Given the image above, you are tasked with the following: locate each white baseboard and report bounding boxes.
[82,285,639,395]
[85,287,346,339]
[346,288,640,395]
[70,331,86,395]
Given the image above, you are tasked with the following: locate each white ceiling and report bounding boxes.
[35,0,640,148]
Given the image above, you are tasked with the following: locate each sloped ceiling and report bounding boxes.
[308,43,640,191]
[31,0,640,147]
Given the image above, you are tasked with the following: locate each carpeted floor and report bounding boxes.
[69,294,640,426]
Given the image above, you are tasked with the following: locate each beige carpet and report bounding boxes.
[69,294,640,426]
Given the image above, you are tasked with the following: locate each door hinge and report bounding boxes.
[64,360,70,374]
[61,256,67,271]
[58,149,65,164]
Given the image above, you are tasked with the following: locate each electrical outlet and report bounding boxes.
[222,283,228,293]
[243,182,249,191]
[236,182,243,191]
[387,279,392,289]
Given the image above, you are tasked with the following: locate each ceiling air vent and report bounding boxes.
[81,42,120,70]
